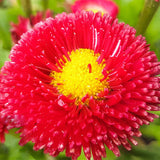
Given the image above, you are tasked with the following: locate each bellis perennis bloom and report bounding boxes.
[0,105,8,143]
[0,11,160,160]
[10,10,53,44]
[72,0,119,18]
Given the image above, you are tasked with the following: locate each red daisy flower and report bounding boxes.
[0,105,8,143]
[0,11,160,160]
[0,100,8,143]
[10,9,53,44]
[71,0,119,18]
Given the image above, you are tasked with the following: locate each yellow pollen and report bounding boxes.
[86,5,107,15]
[50,49,109,103]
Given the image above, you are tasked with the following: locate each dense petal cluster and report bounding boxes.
[0,105,8,143]
[10,10,53,44]
[71,0,119,18]
[0,11,160,160]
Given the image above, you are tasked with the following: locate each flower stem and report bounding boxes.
[64,0,72,12]
[21,0,32,17]
[135,0,160,36]
[45,154,56,160]
[0,0,3,7]
[42,0,49,11]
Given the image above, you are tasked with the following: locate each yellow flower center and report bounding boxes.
[50,49,109,103]
[86,5,107,15]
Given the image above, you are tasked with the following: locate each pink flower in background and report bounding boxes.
[0,11,160,159]
[10,10,53,44]
[71,0,119,18]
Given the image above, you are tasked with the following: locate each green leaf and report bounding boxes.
[0,47,10,68]
[145,7,160,59]
[0,9,12,49]
[0,143,9,160]
[77,147,116,160]
[114,0,145,27]
[0,6,24,50]
[141,123,160,144]
[102,148,116,160]
[3,130,46,160]
[130,142,160,160]
[55,151,71,160]
[4,133,35,160]
[20,143,46,160]
[48,0,65,14]
[77,150,86,160]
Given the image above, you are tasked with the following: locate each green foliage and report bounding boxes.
[0,6,24,49]
[145,7,160,60]
[114,0,145,27]
[0,47,10,68]
[77,148,116,160]
[117,142,160,160]
[0,143,9,160]
[1,130,47,160]
[3,134,35,160]
[48,0,66,14]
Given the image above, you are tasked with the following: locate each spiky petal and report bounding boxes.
[0,11,160,160]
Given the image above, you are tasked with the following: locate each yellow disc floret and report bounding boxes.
[86,5,107,15]
[50,49,109,103]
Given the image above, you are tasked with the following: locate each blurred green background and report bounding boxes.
[0,0,160,160]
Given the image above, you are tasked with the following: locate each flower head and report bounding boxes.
[0,105,8,143]
[0,11,160,160]
[10,10,53,44]
[71,0,119,18]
